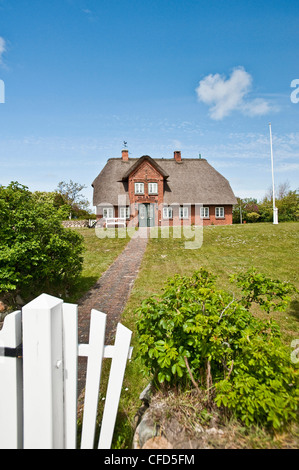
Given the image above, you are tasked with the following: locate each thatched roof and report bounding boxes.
[92,157,237,206]
[121,155,169,180]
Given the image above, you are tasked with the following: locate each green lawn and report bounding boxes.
[118,222,299,448]
[123,222,299,343]
[76,222,299,448]
[67,227,130,303]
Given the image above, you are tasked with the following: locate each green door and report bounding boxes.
[138,203,155,227]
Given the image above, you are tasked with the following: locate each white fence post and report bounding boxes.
[80,310,106,449]
[22,294,65,449]
[0,294,133,449]
[98,321,132,449]
[62,302,78,449]
[0,311,22,449]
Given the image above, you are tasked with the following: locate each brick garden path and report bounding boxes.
[77,228,149,398]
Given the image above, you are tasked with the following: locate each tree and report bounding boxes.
[276,189,299,221]
[260,182,299,222]
[234,183,299,223]
[233,198,259,223]
[31,190,68,210]
[56,180,91,219]
[0,182,84,302]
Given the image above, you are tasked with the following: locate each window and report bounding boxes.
[135,182,144,194]
[163,206,173,219]
[179,206,189,219]
[215,207,225,218]
[119,206,130,219]
[200,207,209,218]
[148,182,158,194]
[103,207,114,218]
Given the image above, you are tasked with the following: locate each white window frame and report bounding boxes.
[135,182,144,194]
[148,182,158,195]
[163,206,173,219]
[215,206,225,218]
[119,206,130,219]
[103,207,114,218]
[179,206,189,219]
[200,207,209,218]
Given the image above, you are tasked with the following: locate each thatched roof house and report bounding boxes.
[92,150,237,227]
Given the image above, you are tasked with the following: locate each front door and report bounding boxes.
[138,203,155,227]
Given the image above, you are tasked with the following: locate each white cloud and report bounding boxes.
[242,98,272,117]
[0,36,6,65]
[195,67,271,120]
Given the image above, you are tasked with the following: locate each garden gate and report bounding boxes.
[0,293,133,449]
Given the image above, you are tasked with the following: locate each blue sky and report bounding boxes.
[0,0,298,208]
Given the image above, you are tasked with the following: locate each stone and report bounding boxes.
[163,417,184,444]
[139,383,152,404]
[16,295,25,306]
[135,409,160,448]
[174,439,202,449]
[142,436,172,449]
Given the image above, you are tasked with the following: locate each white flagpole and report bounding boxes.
[269,122,278,224]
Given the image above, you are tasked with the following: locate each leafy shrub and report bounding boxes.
[233,187,299,223]
[136,268,298,430]
[231,268,297,313]
[246,212,260,223]
[0,182,84,300]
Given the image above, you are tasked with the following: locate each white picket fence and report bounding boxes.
[0,293,133,449]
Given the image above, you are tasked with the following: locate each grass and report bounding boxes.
[123,222,299,341]
[75,223,299,448]
[113,222,299,448]
[67,227,130,303]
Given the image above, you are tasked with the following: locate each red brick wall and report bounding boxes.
[128,161,164,225]
[96,204,233,226]
[160,205,233,226]
[200,205,233,226]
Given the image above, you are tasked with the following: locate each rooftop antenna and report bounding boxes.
[269,123,278,224]
[123,141,128,149]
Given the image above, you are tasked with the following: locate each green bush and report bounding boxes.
[0,182,84,300]
[246,212,260,223]
[233,188,299,223]
[231,268,297,313]
[136,268,299,430]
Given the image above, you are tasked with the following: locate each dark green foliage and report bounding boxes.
[136,268,299,430]
[231,268,298,313]
[0,182,84,300]
[233,187,299,223]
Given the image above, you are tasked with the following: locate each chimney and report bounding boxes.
[122,149,129,161]
[174,150,181,162]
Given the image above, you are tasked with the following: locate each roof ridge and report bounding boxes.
[107,157,207,162]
